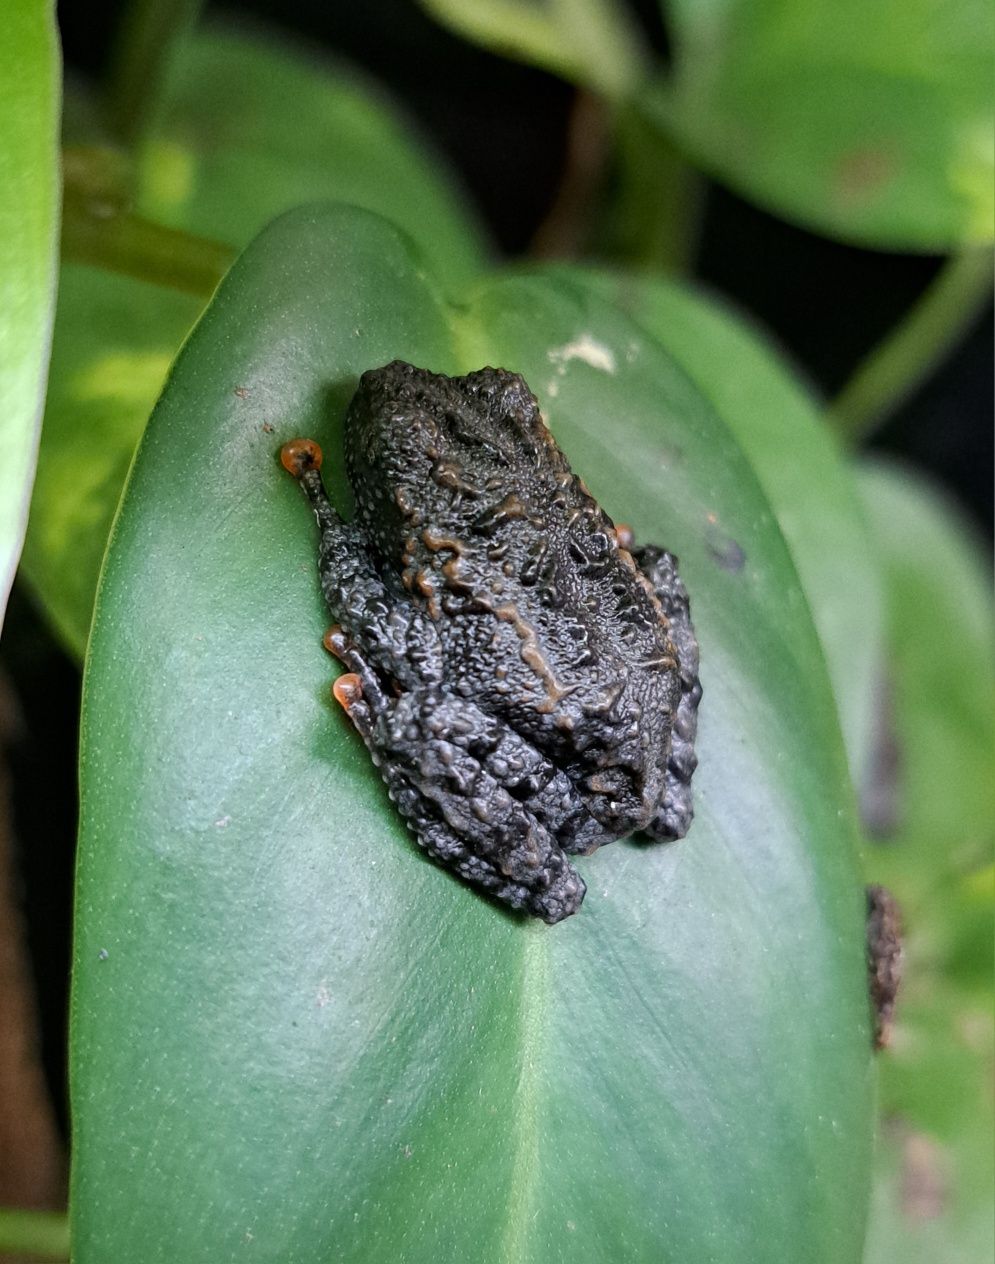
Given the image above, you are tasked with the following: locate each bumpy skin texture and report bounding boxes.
[283,361,700,923]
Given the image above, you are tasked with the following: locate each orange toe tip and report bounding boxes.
[614,522,635,550]
[332,673,363,709]
[323,624,347,657]
[280,438,323,477]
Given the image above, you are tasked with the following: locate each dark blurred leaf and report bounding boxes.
[0,0,60,628]
[72,205,873,1262]
[651,0,994,249]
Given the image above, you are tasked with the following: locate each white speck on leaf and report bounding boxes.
[547,334,617,376]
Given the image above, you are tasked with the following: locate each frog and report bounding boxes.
[281,360,700,923]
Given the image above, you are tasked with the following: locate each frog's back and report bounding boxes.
[344,363,681,828]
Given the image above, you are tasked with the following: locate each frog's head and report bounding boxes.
[344,360,563,558]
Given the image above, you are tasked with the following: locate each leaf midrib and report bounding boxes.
[501,928,549,1264]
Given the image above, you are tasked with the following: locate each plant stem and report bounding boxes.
[104,0,204,147]
[62,201,233,298]
[531,91,612,260]
[606,104,703,276]
[829,246,994,444]
[61,146,234,297]
[0,1209,69,1260]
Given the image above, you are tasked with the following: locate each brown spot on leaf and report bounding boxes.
[835,147,896,209]
[900,1130,948,1222]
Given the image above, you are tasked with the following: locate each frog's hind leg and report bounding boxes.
[630,542,701,841]
[337,679,587,923]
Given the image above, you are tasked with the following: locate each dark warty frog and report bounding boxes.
[281,360,700,923]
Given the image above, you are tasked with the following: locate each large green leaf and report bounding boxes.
[857,461,994,1264]
[72,205,873,1263]
[529,264,882,780]
[652,0,994,250]
[0,0,60,627]
[136,25,488,291]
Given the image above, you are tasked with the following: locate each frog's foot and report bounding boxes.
[630,541,701,841]
[331,672,370,724]
[416,808,586,925]
[365,685,587,923]
[280,437,323,477]
[281,439,343,536]
[324,624,394,718]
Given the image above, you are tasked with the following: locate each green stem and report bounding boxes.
[829,246,994,444]
[607,105,703,276]
[61,146,234,297]
[104,0,204,146]
[0,1209,69,1260]
[62,201,233,298]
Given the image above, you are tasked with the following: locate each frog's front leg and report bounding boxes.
[331,673,587,923]
[628,538,701,841]
[282,439,443,689]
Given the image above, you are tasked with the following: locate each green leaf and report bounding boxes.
[858,461,994,891]
[856,462,994,1264]
[529,264,882,779]
[867,1100,995,1264]
[417,0,648,100]
[652,0,995,250]
[0,0,60,627]
[19,264,202,658]
[136,25,489,291]
[72,205,873,1262]
[864,872,994,1264]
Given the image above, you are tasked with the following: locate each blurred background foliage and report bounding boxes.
[0,0,991,1260]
